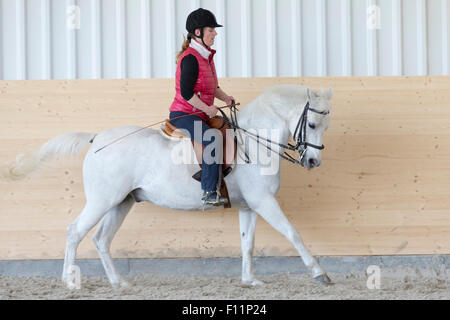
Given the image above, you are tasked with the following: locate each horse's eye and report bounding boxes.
[308,123,316,129]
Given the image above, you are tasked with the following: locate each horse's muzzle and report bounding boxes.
[302,157,321,169]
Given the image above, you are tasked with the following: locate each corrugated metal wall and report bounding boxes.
[0,0,449,80]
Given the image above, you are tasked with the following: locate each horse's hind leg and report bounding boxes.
[93,194,134,288]
[247,196,331,284]
[62,201,114,289]
[239,207,263,286]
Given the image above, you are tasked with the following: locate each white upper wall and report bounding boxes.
[0,0,449,80]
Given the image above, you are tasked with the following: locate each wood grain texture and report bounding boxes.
[1,76,450,260]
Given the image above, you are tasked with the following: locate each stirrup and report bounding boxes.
[202,191,228,207]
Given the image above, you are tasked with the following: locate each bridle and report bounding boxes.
[220,92,330,166]
[292,98,330,163]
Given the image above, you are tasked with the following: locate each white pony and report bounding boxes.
[3,85,333,289]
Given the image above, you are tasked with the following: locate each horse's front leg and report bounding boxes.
[247,195,332,284]
[239,207,263,286]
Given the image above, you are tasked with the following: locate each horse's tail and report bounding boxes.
[1,132,97,181]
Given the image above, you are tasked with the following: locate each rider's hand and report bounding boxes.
[224,96,235,106]
[206,105,219,118]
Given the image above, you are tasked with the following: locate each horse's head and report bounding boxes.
[289,87,333,169]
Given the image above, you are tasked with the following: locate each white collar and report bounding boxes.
[189,39,211,59]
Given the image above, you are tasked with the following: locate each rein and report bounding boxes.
[220,96,329,166]
[94,103,240,153]
[94,95,329,167]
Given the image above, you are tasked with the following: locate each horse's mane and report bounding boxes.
[238,85,310,126]
[261,85,331,116]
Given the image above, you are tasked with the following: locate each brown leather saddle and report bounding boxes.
[162,116,237,208]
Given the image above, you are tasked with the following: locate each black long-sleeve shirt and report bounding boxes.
[180,54,219,101]
[180,54,199,101]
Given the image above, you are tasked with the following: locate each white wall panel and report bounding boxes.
[340,0,352,76]
[71,0,101,79]
[241,0,252,77]
[442,0,449,74]
[251,0,267,77]
[224,0,242,77]
[50,0,67,79]
[149,0,166,78]
[164,0,175,78]
[301,0,317,76]
[27,0,42,79]
[100,0,114,78]
[140,0,151,78]
[290,0,302,76]
[90,0,101,78]
[2,0,24,79]
[66,0,77,79]
[326,0,343,76]
[402,0,418,75]
[379,0,397,75]
[213,0,226,77]
[391,0,403,75]
[1,0,450,80]
[416,0,427,75]
[15,0,25,79]
[115,0,126,78]
[315,0,327,76]
[351,0,367,76]
[0,0,2,79]
[428,0,443,75]
[366,0,378,76]
[127,0,143,78]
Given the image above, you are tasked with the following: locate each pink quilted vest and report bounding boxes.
[170,46,218,121]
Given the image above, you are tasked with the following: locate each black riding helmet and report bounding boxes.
[186,8,222,48]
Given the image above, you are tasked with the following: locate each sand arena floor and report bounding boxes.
[0,267,449,300]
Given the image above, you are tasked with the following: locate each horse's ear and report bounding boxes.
[326,88,334,100]
[310,90,320,98]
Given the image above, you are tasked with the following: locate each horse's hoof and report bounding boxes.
[314,274,333,285]
[242,279,264,287]
[119,279,131,288]
[250,279,264,286]
[111,278,131,289]
[64,281,80,290]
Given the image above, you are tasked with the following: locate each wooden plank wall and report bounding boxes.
[1,76,450,260]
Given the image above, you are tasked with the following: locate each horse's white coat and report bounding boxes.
[3,85,333,288]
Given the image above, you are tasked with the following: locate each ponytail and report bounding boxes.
[175,33,193,64]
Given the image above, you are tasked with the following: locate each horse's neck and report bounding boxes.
[236,100,292,146]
